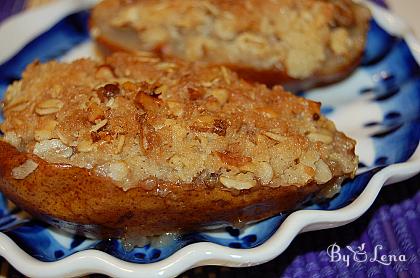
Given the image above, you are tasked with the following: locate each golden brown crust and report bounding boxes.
[90,0,371,90]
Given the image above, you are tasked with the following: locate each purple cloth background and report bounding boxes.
[0,1,419,277]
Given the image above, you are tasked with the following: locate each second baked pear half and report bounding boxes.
[90,0,371,91]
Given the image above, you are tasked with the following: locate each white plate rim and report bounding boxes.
[0,1,419,277]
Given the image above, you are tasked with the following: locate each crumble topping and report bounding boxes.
[1,53,357,190]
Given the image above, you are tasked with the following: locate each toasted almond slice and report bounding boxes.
[255,161,274,185]
[219,172,256,190]
[308,132,333,144]
[262,131,286,142]
[90,119,108,133]
[314,159,333,184]
[114,134,126,154]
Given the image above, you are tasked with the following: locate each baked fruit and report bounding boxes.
[90,0,371,91]
[0,53,357,238]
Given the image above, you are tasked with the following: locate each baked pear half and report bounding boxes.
[0,53,358,238]
[90,0,371,90]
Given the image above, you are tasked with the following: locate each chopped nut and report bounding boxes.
[255,161,274,185]
[90,119,108,133]
[308,132,333,144]
[35,99,64,115]
[219,172,256,190]
[262,131,286,142]
[314,159,333,184]
[12,159,38,179]
[114,134,126,154]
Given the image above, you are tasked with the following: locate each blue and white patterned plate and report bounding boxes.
[0,1,419,277]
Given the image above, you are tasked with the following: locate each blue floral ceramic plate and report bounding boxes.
[0,1,419,277]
